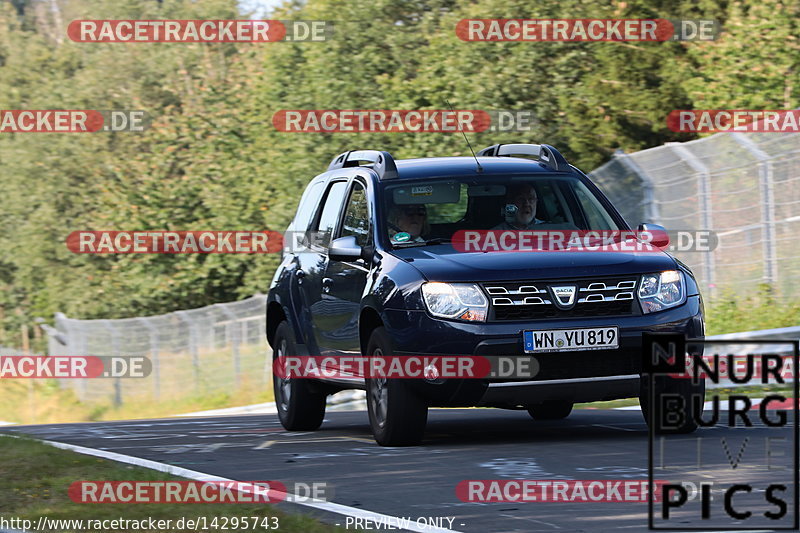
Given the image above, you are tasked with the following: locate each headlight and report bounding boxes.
[638,270,686,313]
[421,282,488,322]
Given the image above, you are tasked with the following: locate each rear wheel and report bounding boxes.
[640,376,705,434]
[365,327,428,446]
[527,400,573,420]
[272,321,326,431]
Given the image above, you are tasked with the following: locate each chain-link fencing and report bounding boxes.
[589,131,800,301]
[48,294,268,405]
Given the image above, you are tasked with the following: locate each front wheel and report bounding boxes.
[272,321,326,431]
[640,375,705,434]
[365,327,428,446]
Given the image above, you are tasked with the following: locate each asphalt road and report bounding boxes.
[3,408,797,533]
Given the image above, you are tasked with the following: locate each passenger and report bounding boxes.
[388,204,428,243]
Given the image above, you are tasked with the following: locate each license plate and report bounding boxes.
[523,327,618,353]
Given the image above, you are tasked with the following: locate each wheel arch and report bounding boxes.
[359,307,384,356]
[266,301,288,348]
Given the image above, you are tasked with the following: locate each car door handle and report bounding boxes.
[322,277,333,292]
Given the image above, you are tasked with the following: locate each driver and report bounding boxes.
[493,183,544,230]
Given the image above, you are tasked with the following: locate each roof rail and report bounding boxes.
[476,143,570,172]
[328,150,399,180]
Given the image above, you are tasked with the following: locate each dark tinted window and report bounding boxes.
[292,181,325,231]
[382,176,621,246]
[314,181,349,246]
[340,182,371,247]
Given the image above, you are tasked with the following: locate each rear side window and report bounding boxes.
[292,181,325,231]
[314,181,349,247]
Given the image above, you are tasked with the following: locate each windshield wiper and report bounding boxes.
[393,237,452,248]
[421,237,451,246]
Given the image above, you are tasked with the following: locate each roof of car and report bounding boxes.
[387,156,574,180]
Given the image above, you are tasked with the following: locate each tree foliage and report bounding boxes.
[0,0,794,346]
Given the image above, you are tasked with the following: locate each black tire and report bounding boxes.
[640,375,705,434]
[527,400,573,420]
[272,321,326,431]
[365,327,428,446]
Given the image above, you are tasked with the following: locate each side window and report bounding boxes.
[313,181,349,247]
[572,182,619,230]
[292,181,325,232]
[538,181,570,224]
[340,182,371,247]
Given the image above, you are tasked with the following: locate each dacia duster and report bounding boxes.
[266,144,705,446]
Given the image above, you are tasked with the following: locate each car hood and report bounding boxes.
[388,245,678,282]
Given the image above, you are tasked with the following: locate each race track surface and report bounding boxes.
[4,408,796,532]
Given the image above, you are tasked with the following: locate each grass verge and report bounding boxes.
[0,435,344,533]
[705,284,800,335]
[0,379,274,425]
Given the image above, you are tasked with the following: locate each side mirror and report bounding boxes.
[638,223,666,233]
[329,236,363,261]
[637,223,670,249]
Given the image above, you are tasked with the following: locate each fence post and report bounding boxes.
[667,143,716,297]
[138,317,160,400]
[215,304,241,388]
[102,320,122,407]
[729,132,778,287]
[176,311,199,389]
[56,312,87,402]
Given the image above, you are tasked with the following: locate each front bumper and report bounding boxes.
[478,374,641,407]
[382,295,703,406]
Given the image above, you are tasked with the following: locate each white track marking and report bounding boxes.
[1,435,461,533]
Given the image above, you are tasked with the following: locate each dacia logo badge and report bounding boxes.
[550,285,577,308]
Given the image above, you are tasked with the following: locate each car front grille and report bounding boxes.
[483,277,640,321]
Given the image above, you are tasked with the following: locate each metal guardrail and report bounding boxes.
[707,324,800,342]
[704,326,799,389]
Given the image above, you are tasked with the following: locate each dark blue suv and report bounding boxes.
[266,144,705,446]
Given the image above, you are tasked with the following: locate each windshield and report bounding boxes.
[382,175,623,247]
